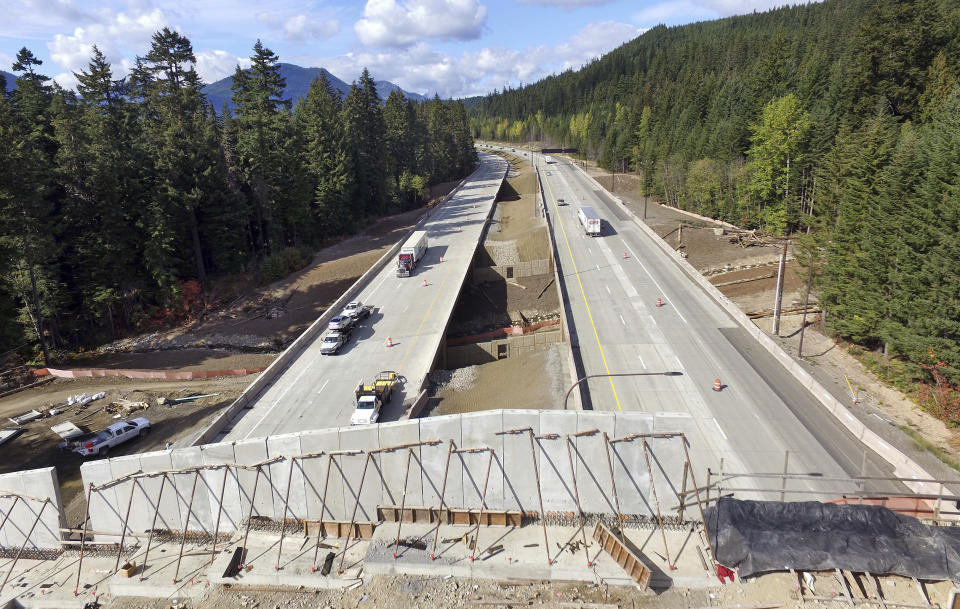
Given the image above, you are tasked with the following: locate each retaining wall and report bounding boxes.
[80,411,693,541]
[473,259,551,283]
[446,330,562,367]
[568,163,943,496]
[0,468,65,550]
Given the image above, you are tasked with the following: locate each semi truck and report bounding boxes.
[578,206,602,236]
[351,371,398,425]
[397,231,428,277]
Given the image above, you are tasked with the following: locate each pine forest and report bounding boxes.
[469,0,960,418]
[0,31,475,362]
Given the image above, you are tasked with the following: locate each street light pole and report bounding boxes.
[564,371,682,410]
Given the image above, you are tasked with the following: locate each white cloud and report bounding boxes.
[195,49,250,84]
[354,0,487,47]
[46,7,167,88]
[516,0,611,6]
[633,0,808,26]
[283,14,339,42]
[310,18,641,99]
[554,21,642,70]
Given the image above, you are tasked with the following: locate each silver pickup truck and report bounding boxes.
[71,417,151,457]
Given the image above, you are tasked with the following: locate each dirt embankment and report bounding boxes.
[430,153,567,415]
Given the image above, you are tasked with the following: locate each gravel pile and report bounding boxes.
[429,366,478,392]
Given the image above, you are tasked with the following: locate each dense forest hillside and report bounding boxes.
[471,0,960,408]
[0,32,474,362]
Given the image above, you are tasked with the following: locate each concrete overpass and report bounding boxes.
[216,153,508,441]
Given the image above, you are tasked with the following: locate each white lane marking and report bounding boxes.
[588,248,592,255]
[674,356,685,370]
[624,240,690,325]
[648,315,656,326]
[317,379,329,395]
[605,285,611,295]
[403,303,410,313]
[619,314,625,326]
[712,418,729,441]
[244,361,316,439]
[596,265,600,271]
[638,355,646,368]
[367,273,390,298]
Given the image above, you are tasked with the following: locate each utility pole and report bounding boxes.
[772,240,789,336]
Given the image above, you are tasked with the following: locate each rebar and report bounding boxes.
[338,451,373,574]
[680,433,714,564]
[239,466,263,568]
[0,499,48,599]
[430,440,456,559]
[565,435,592,567]
[210,465,231,567]
[74,483,94,594]
[138,473,168,581]
[528,430,551,565]
[470,449,494,560]
[275,457,297,571]
[173,471,201,583]
[641,439,672,569]
[114,479,140,572]
[602,433,623,523]
[393,449,414,558]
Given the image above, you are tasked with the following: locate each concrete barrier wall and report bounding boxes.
[473,259,551,283]
[0,467,65,550]
[81,411,693,539]
[568,163,943,496]
[192,173,477,446]
[537,170,580,411]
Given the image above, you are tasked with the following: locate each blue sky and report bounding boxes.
[1,0,799,99]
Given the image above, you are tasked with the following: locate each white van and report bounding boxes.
[578,206,601,236]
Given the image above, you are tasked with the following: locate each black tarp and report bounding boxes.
[705,497,960,580]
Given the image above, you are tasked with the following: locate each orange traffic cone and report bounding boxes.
[656,297,662,307]
[713,379,722,392]
[439,256,444,263]
[458,225,462,232]
[387,336,393,347]
[623,251,628,259]
[423,278,428,287]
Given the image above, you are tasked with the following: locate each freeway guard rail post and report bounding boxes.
[567,160,944,497]
[192,171,477,446]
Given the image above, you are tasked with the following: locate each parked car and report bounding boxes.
[71,418,151,457]
[320,331,350,355]
[328,315,355,332]
[341,301,372,320]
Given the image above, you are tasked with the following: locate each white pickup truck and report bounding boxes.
[71,417,151,457]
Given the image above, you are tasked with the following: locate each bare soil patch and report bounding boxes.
[0,374,249,526]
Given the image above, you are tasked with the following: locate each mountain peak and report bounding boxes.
[201,64,426,112]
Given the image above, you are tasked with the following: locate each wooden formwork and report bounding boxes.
[592,522,652,590]
[304,520,377,539]
[378,505,523,527]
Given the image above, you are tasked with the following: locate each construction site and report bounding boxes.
[2,149,960,609]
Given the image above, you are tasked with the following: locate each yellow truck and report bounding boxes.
[351,371,398,425]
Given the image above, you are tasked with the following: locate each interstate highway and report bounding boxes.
[221,153,508,441]
[537,154,901,497]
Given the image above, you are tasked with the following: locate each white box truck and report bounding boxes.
[544,155,555,164]
[397,230,428,276]
[578,206,602,236]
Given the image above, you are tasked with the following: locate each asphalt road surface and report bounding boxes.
[221,153,508,441]
[536,153,903,500]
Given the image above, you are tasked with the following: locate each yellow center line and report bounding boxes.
[543,171,623,411]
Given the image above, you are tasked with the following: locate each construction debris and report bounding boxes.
[8,409,43,425]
